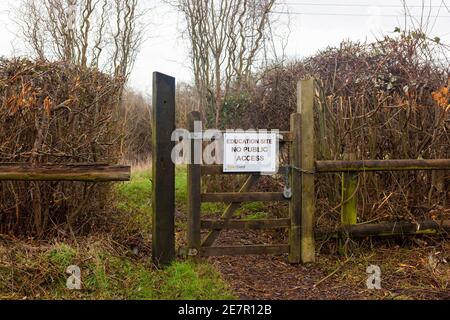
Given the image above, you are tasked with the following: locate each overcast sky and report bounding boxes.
[0,0,449,95]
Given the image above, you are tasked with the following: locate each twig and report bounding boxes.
[314,257,351,288]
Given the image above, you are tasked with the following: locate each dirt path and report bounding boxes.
[207,230,450,300]
[210,255,367,300]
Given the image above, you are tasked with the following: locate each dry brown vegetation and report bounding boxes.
[203,32,449,231]
[119,91,152,163]
[0,58,122,237]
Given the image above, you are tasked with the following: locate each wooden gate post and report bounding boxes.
[299,79,316,263]
[289,113,302,263]
[152,72,176,267]
[187,111,202,258]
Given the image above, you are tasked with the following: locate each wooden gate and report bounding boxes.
[185,79,316,264]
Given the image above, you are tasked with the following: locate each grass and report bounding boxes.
[116,169,153,233]
[0,240,234,300]
[175,166,189,208]
[0,164,235,300]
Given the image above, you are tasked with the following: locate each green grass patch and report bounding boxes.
[48,243,77,268]
[116,169,153,233]
[175,166,188,209]
[236,202,268,218]
[0,241,235,300]
[158,261,235,300]
[240,211,269,220]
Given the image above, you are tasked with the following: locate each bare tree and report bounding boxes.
[16,0,147,87]
[175,0,276,127]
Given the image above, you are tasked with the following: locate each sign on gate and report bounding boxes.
[223,131,279,173]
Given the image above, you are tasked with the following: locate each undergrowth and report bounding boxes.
[0,239,234,300]
[0,164,235,300]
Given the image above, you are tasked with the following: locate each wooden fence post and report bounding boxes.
[299,79,316,263]
[152,72,176,267]
[341,172,358,225]
[340,153,358,255]
[289,113,302,263]
[187,111,202,258]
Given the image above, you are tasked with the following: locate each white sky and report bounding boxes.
[0,0,449,95]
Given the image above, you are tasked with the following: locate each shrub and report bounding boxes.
[0,58,122,237]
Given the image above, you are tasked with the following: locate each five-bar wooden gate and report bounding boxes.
[186,79,317,264]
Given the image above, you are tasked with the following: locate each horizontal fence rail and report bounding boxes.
[202,160,450,175]
[201,218,291,230]
[318,220,450,238]
[201,165,287,175]
[200,244,290,257]
[201,192,288,203]
[0,163,131,182]
[316,159,450,172]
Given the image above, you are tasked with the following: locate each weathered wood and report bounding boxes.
[187,111,202,257]
[201,165,287,175]
[200,244,290,257]
[339,153,358,255]
[340,154,358,223]
[201,218,290,230]
[289,113,302,263]
[341,171,358,226]
[318,220,450,238]
[299,78,316,263]
[316,159,450,173]
[0,163,130,182]
[152,72,176,267]
[201,192,288,203]
[201,175,259,247]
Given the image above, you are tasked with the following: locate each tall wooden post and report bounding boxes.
[289,113,302,263]
[152,72,176,267]
[187,111,202,258]
[299,79,316,263]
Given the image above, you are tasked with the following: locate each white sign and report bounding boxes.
[223,132,279,173]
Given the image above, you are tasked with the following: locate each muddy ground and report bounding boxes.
[208,230,450,300]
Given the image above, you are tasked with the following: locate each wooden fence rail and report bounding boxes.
[0,163,130,182]
[201,218,291,230]
[323,158,450,255]
[316,159,450,172]
[201,192,288,203]
[318,220,450,238]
